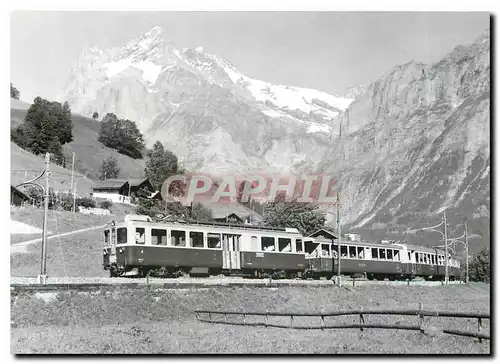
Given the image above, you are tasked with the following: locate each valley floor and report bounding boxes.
[11,284,490,354]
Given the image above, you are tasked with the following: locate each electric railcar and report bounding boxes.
[102,215,463,280]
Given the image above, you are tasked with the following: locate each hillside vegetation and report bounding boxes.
[11,101,146,184]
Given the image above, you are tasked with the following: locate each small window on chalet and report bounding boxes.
[349,246,356,258]
[295,239,303,253]
[341,245,348,258]
[261,236,275,251]
[104,230,110,244]
[152,229,167,246]
[372,248,378,259]
[357,247,365,259]
[279,238,292,252]
[393,250,400,261]
[117,227,127,244]
[190,231,204,248]
[208,233,221,249]
[172,230,186,247]
[387,249,393,260]
[379,249,386,260]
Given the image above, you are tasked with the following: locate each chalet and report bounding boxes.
[310,228,338,241]
[11,185,31,206]
[91,178,155,205]
[199,200,263,225]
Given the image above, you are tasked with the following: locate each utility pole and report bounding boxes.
[40,153,50,284]
[336,115,344,287]
[444,210,449,284]
[72,180,77,213]
[465,222,469,284]
[337,190,341,287]
[70,152,75,213]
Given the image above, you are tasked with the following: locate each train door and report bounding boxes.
[230,235,241,270]
[222,235,231,270]
[222,234,241,270]
[109,226,117,264]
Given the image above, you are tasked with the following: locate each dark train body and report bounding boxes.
[103,215,463,280]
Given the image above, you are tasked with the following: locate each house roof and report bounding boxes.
[310,228,338,240]
[11,185,31,201]
[128,178,150,187]
[93,179,128,189]
[196,198,263,222]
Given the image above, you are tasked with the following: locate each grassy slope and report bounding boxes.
[10,205,132,275]
[10,100,146,189]
[11,284,490,354]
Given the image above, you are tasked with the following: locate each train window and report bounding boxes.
[208,233,221,249]
[261,236,275,251]
[172,230,186,247]
[250,236,259,251]
[379,249,386,260]
[371,248,378,259]
[104,230,110,244]
[348,246,356,258]
[190,232,204,248]
[408,252,411,261]
[332,245,338,257]
[393,250,400,261]
[341,245,348,258]
[295,239,303,253]
[278,238,292,252]
[415,252,420,263]
[387,250,393,260]
[135,228,146,244]
[357,247,365,259]
[431,255,435,265]
[152,229,167,245]
[321,244,330,257]
[117,227,127,244]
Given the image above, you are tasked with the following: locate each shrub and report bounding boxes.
[99,200,112,210]
[76,197,96,208]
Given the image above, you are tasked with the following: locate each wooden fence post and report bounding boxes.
[359,306,365,332]
[478,318,483,343]
[419,302,424,332]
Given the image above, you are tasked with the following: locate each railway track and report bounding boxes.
[10,276,472,293]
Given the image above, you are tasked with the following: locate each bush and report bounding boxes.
[56,192,74,211]
[76,197,96,208]
[99,200,112,210]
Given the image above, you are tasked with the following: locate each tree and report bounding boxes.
[98,113,145,159]
[47,136,64,166]
[10,83,20,99]
[92,112,99,120]
[190,202,213,221]
[263,194,326,235]
[145,141,179,190]
[99,156,120,180]
[17,97,73,156]
[470,247,490,282]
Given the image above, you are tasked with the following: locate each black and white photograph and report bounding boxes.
[8,4,491,355]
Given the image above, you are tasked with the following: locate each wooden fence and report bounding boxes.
[195,305,490,341]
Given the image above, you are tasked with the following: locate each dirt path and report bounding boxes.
[10,224,107,254]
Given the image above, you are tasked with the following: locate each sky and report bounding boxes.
[10,11,490,103]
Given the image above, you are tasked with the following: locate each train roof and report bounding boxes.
[116,215,301,234]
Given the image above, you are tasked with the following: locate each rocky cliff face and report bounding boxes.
[324,29,490,250]
[60,27,490,250]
